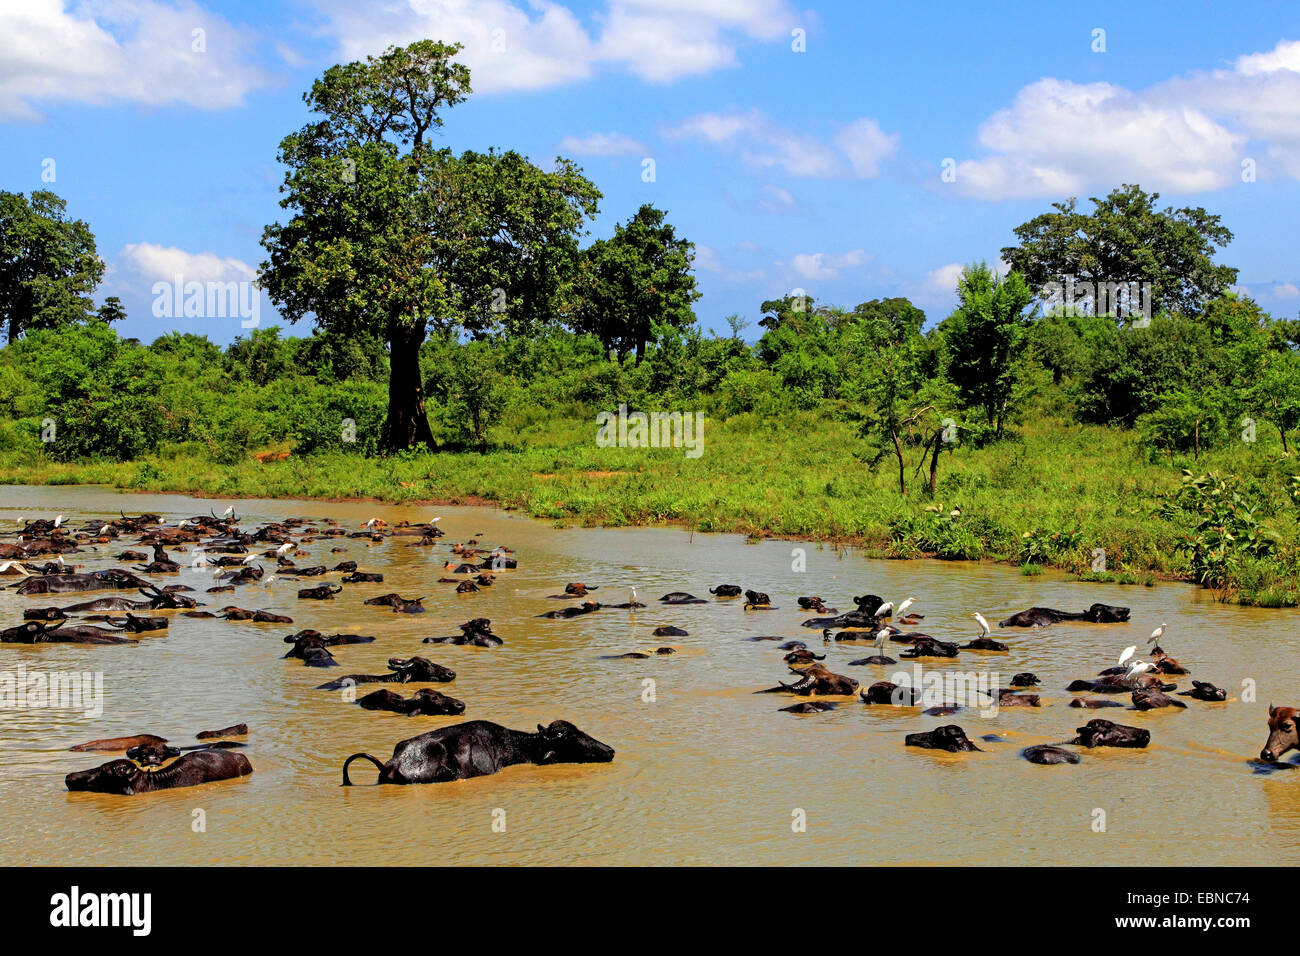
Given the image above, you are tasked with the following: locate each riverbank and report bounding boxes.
[3,410,1298,606]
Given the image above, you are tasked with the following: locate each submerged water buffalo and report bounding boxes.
[761,664,858,696]
[283,631,376,667]
[538,601,601,619]
[1,619,136,644]
[1179,680,1227,702]
[1071,718,1150,749]
[316,656,455,691]
[66,749,253,795]
[899,636,960,659]
[709,584,742,597]
[1022,745,1081,765]
[1260,705,1300,762]
[358,688,466,716]
[998,603,1130,627]
[15,568,153,595]
[780,701,838,714]
[424,619,503,647]
[861,681,919,706]
[905,725,981,752]
[342,719,614,785]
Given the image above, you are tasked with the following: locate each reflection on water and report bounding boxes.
[0,484,1296,865]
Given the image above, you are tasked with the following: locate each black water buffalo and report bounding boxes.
[962,635,1009,652]
[316,656,455,691]
[1,619,136,644]
[1131,688,1187,710]
[860,681,919,706]
[1022,745,1081,765]
[743,589,772,609]
[761,664,858,696]
[796,596,836,613]
[16,569,153,595]
[1179,680,1227,702]
[358,688,466,716]
[781,701,837,714]
[660,592,707,605]
[709,585,742,597]
[342,719,613,785]
[1069,698,1125,709]
[298,583,342,600]
[423,619,503,647]
[1071,718,1150,748]
[196,723,248,739]
[1010,672,1041,687]
[899,636,960,658]
[283,631,376,667]
[66,749,253,794]
[538,601,601,619]
[652,625,688,637]
[998,603,1130,627]
[905,725,981,752]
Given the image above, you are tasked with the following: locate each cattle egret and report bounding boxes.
[973,612,991,636]
[1118,645,1137,667]
[897,597,915,618]
[876,601,894,619]
[53,515,64,528]
[1147,622,1167,645]
[276,542,294,556]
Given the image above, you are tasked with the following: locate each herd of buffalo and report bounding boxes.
[1,507,1296,797]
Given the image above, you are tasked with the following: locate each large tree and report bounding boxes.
[260,41,600,450]
[941,263,1035,439]
[0,190,105,342]
[1002,183,1237,317]
[573,204,699,360]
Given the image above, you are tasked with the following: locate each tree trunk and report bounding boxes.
[381,320,435,452]
[928,428,943,495]
[1280,424,1289,455]
[1194,419,1200,461]
[893,431,906,495]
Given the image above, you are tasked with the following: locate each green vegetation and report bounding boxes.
[2,42,1299,607]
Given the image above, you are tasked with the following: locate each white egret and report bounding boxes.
[222,506,235,518]
[1118,645,1137,667]
[973,612,991,637]
[896,596,916,618]
[53,514,64,528]
[1147,622,1167,646]
[275,542,294,556]
[241,553,259,565]
[875,601,894,619]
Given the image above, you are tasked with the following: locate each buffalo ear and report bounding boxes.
[1270,703,1277,717]
[537,723,547,735]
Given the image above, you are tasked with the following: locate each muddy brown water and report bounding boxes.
[1,484,1297,866]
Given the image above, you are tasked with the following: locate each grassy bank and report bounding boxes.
[4,409,1299,607]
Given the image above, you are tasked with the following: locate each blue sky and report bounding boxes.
[4,0,1300,344]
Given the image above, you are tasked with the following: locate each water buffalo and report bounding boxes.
[1150,646,1190,675]
[1071,718,1150,748]
[652,626,688,637]
[743,589,772,609]
[1010,672,1041,687]
[1,619,136,644]
[358,688,466,716]
[538,601,601,619]
[860,681,919,706]
[905,725,981,752]
[66,749,253,795]
[998,603,1130,627]
[424,619,504,647]
[1260,705,1300,762]
[342,719,614,785]
[298,583,342,600]
[797,596,836,613]
[283,631,376,667]
[1069,698,1125,709]
[1179,680,1227,702]
[899,636,960,658]
[16,569,153,595]
[196,723,248,739]
[1131,688,1187,710]
[71,733,169,752]
[784,649,825,664]
[761,664,858,696]
[709,585,742,597]
[962,635,1009,652]
[781,701,837,714]
[316,656,455,691]
[660,592,707,605]
[1022,745,1081,765]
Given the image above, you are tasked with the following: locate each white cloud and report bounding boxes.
[952,78,1242,199]
[0,0,270,120]
[556,131,646,156]
[667,109,898,179]
[922,263,966,297]
[118,243,256,284]
[790,249,867,280]
[757,183,796,212]
[307,0,797,92]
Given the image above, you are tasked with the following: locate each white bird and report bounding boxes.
[430,517,442,524]
[242,553,259,565]
[362,518,378,529]
[263,574,277,587]
[53,514,64,528]
[275,542,295,556]
[1125,659,1155,680]
[222,506,235,517]
[973,612,991,636]
[1118,645,1137,667]
[896,596,915,618]
[1147,622,1167,646]
[98,524,110,536]
[873,627,890,655]
[876,601,894,619]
